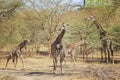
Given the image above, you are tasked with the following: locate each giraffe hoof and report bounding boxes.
[61,71,64,75]
[53,70,57,74]
[61,73,64,75]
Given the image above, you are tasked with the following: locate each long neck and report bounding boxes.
[7,6,17,13]
[67,40,84,49]
[54,29,65,44]
[17,41,26,50]
[93,20,103,31]
[93,20,106,38]
[74,40,85,48]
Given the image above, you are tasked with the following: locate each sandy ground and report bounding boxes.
[0,55,120,80]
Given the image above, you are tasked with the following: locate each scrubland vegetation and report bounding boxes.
[0,0,120,80]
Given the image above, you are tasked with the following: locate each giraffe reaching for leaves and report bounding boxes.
[87,15,114,63]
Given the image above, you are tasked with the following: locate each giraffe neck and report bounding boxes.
[54,29,65,44]
[93,20,102,30]
[93,20,106,39]
[7,6,17,13]
[67,40,85,49]
[17,41,27,50]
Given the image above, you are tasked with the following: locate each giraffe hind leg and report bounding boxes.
[15,56,18,68]
[5,57,11,69]
[110,45,114,64]
[5,52,12,69]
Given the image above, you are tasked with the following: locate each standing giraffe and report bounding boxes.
[5,40,28,69]
[51,23,69,74]
[87,15,113,63]
[0,5,18,21]
[65,37,88,66]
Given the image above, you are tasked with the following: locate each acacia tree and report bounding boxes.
[0,0,23,21]
[20,0,74,54]
[0,0,24,49]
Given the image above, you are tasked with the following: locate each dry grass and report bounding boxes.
[0,51,120,80]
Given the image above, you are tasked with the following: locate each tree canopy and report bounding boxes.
[0,0,120,51]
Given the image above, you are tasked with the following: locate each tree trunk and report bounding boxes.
[48,34,53,58]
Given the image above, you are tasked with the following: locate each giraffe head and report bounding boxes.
[87,15,96,21]
[59,22,70,31]
[24,39,30,45]
[24,40,28,44]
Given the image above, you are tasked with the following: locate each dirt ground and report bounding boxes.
[0,53,120,80]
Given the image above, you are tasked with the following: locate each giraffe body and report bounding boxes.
[51,23,69,74]
[5,40,28,69]
[65,38,88,66]
[88,15,114,63]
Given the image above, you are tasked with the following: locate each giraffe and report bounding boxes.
[51,23,69,74]
[65,37,88,66]
[5,40,28,69]
[87,15,114,63]
[0,5,18,21]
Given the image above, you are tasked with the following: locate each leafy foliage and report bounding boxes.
[0,0,119,51]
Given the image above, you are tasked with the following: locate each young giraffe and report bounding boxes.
[0,5,18,21]
[5,40,28,69]
[87,15,114,63]
[51,23,69,74]
[65,37,88,66]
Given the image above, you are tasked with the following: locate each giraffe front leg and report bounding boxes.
[110,46,114,64]
[15,56,18,68]
[63,57,67,66]
[19,54,24,69]
[52,51,57,74]
[83,52,85,62]
[82,48,85,62]
[51,49,57,74]
[60,61,64,75]
[53,58,57,74]
[103,48,107,63]
[107,48,110,63]
[71,57,76,67]
[72,50,76,67]
[101,47,104,60]
[60,52,65,75]
[86,52,88,62]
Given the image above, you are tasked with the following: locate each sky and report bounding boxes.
[25,0,84,10]
[63,0,84,5]
[72,0,84,5]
